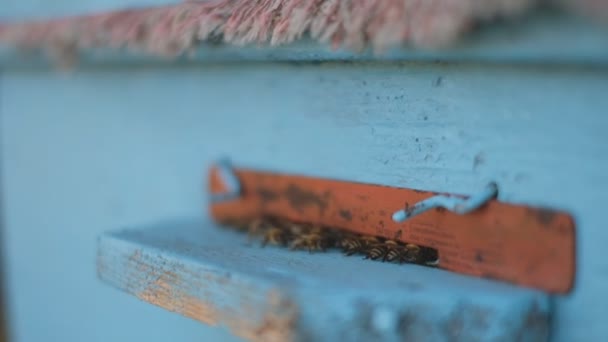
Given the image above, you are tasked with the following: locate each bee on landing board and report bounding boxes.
[223,215,438,267]
[261,227,291,247]
[363,242,388,260]
[340,235,381,256]
[364,230,403,262]
[289,232,329,253]
[401,243,421,263]
[339,234,363,255]
[283,221,309,236]
[383,240,407,263]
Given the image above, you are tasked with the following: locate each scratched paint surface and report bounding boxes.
[98,218,550,341]
[0,62,606,341]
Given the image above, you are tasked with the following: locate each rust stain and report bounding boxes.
[283,184,329,215]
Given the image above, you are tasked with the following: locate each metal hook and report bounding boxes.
[209,158,242,203]
[392,182,498,222]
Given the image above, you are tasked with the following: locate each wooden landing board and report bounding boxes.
[209,167,576,294]
[97,218,550,342]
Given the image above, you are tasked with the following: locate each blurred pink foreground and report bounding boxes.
[0,0,606,58]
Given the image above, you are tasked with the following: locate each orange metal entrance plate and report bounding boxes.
[208,166,576,294]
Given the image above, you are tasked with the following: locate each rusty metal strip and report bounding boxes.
[208,165,576,294]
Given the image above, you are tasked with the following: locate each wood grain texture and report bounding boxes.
[98,224,298,342]
[98,218,551,342]
[0,61,606,341]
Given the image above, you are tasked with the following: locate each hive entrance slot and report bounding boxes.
[218,215,440,267]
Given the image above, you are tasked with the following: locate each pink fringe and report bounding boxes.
[0,0,602,60]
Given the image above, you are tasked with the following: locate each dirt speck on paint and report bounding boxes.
[257,187,280,203]
[283,184,330,215]
[339,209,353,221]
[433,76,443,87]
[473,152,485,171]
[517,302,549,341]
[529,208,557,226]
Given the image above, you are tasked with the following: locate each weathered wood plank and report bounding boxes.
[98,218,551,342]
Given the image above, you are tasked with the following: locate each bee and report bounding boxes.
[397,243,421,263]
[340,234,380,256]
[365,230,405,262]
[339,234,363,255]
[226,216,440,267]
[364,240,406,262]
[284,221,310,236]
[363,242,388,260]
[261,227,291,247]
[399,243,440,265]
[289,232,329,252]
[383,240,407,262]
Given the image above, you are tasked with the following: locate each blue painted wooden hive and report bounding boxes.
[0,1,607,341]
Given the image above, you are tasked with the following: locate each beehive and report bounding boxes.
[1,2,607,341]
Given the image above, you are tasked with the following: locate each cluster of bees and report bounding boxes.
[219,216,439,266]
